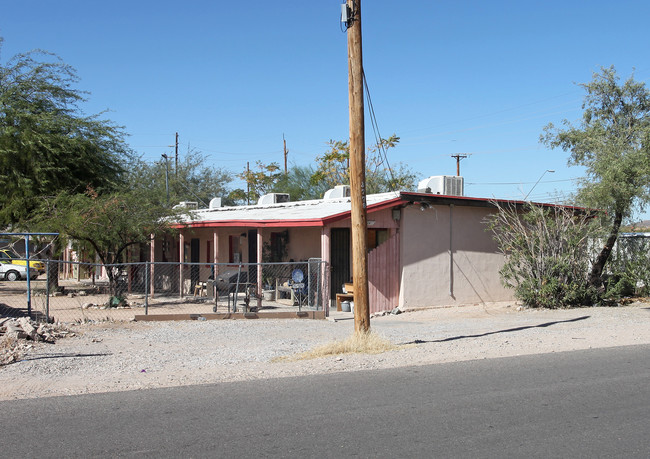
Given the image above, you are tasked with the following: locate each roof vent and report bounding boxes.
[417,176,464,196]
[257,193,290,205]
[324,185,351,199]
[209,197,222,209]
[173,201,199,210]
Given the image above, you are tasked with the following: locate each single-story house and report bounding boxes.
[150,178,537,314]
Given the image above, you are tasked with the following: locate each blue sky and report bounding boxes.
[2,1,650,217]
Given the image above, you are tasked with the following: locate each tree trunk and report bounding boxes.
[588,210,623,288]
[47,239,60,292]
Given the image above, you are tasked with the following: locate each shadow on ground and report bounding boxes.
[401,315,591,345]
[18,352,112,362]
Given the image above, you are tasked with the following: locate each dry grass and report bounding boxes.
[274,331,408,362]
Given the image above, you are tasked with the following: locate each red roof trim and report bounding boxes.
[170,194,589,230]
[322,197,405,224]
[399,192,591,212]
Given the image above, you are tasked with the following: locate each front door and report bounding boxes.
[190,238,200,289]
[330,228,351,300]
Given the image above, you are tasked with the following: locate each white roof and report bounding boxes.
[185,192,400,225]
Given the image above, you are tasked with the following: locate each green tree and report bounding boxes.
[541,67,650,288]
[236,161,283,204]
[129,150,235,208]
[0,39,131,226]
[311,139,351,189]
[272,164,328,201]
[311,135,418,195]
[34,187,181,296]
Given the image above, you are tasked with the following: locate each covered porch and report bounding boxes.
[148,194,404,314]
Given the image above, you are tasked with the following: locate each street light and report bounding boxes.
[524,169,555,201]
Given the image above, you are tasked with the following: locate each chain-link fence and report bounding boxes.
[0,259,328,323]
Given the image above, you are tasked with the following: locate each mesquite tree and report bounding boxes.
[541,67,650,288]
[0,38,130,227]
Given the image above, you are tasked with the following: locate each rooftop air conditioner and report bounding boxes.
[173,201,199,210]
[257,193,290,205]
[417,176,464,196]
[324,185,351,199]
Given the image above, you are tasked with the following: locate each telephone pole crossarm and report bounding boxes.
[451,153,469,176]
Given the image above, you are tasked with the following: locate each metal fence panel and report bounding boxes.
[0,259,327,323]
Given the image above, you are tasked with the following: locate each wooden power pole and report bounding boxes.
[283,134,288,174]
[246,161,250,205]
[346,0,370,333]
[451,153,468,176]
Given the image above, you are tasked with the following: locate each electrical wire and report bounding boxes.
[362,68,398,190]
[466,177,580,186]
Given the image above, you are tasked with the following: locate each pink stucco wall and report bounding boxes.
[399,204,513,308]
[166,202,515,309]
[176,227,324,264]
[286,227,321,261]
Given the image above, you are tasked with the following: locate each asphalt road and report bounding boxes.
[2,345,649,458]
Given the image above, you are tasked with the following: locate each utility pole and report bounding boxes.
[161,154,170,204]
[451,153,468,176]
[246,161,250,205]
[175,132,179,177]
[283,134,288,174]
[346,0,370,333]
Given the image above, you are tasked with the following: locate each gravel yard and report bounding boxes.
[1,301,649,400]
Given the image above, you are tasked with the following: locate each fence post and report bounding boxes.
[323,261,330,316]
[213,262,218,313]
[144,261,149,315]
[45,261,51,322]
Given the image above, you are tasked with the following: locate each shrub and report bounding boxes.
[487,202,600,308]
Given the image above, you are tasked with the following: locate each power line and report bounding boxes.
[466,177,580,186]
[362,69,397,190]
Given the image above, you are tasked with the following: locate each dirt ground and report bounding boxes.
[1,301,649,400]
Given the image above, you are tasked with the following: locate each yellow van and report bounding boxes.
[0,249,46,274]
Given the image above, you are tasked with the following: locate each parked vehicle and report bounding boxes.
[0,262,39,281]
[0,249,46,274]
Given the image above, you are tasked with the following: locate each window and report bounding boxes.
[269,230,289,262]
[367,229,389,251]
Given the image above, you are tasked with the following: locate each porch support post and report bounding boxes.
[257,229,263,307]
[212,230,219,299]
[213,230,219,264]
[179,232,185,298]
[321,226,331,314]
[149,234,155,298]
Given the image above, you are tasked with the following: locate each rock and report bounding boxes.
[390,307,402,315]
[78,291,87,297]
[17,318,38,341]
[5,329,28,340]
